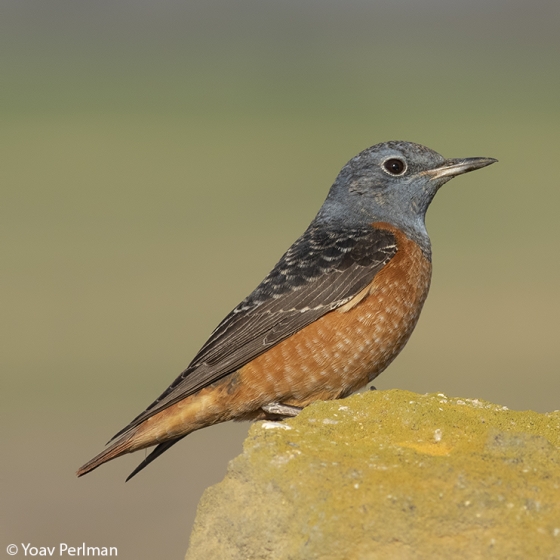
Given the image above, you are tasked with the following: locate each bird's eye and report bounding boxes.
[383,158,406,176]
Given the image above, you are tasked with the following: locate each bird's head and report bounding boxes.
[316,140,497,250]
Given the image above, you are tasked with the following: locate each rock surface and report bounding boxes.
[185,390,560,559]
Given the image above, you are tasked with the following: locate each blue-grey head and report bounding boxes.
[315,140,497,254]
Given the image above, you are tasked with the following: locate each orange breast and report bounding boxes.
[232,221,432,411]
[132,222,432,444]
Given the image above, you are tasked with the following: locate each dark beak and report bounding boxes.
[425,157,498,180]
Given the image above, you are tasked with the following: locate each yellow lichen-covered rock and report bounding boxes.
[185,390,560,560]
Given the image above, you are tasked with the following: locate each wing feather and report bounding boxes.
[111,224,397,440]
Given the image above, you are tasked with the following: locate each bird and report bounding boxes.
[77,140,496,480]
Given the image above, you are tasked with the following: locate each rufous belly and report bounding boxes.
[132,223,432,447]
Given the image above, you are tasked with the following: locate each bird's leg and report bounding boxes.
[261,402,303,418]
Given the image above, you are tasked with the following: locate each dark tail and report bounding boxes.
[125,437,186,482]
[77,431,186,480]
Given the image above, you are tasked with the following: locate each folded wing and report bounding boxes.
[111,224,398,440]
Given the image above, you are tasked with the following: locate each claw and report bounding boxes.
[261,402,302,418]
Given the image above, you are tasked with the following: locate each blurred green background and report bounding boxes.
[2,0,559,558]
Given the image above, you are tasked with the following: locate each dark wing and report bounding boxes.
[112,224,397,439]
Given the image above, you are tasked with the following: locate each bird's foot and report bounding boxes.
[261,402,303,418]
